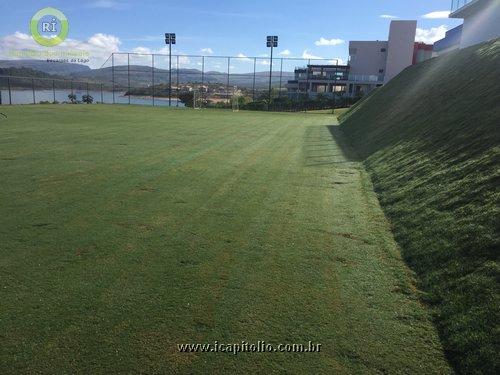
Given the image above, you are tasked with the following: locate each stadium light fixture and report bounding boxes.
[266,35,278,110]
[165,33,176,106]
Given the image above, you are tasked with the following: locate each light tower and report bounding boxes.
[164,33,176,106]
[266,35,278,109]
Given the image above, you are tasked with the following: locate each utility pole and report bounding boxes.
[266,36,278,110]
[165,33,176,107]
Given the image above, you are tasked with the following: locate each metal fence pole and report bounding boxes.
[226,57,230,105]
[305,59,311,112]
[176,55,179,107]
[8,77,12,105]
[279,58,283,98]
[127,53,131,105]
[86,82,89,96]
[201,56,205,108]
[152,54,155,106]
[112,53,115,104]
[100,83,103,103]
[52,80,56,102]
[252,57,256,101]
[32,78,35,104]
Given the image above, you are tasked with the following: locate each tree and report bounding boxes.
[178,91,194,107]
[82,94,94,104]
[68,93,77,104]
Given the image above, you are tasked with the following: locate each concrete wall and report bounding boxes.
[348,41,388,76]
[384,20,417,83]
[453,0,500,48]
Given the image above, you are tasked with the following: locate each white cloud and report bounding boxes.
[132,46,151,54]
[87,33,121,49]
[380,14,398,19]
[314,37,345,46]
[236,53,252,62]
[124,35,163,42]
[88,0,123,9]
[422,11,451,19]
[200,47,213,54]
[328,58,345,65]
[0,32,121,68]
[279,49,291,56]
[302,49,323,60]
[415,25,448,44]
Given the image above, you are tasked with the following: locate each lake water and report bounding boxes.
[0,89,184,107]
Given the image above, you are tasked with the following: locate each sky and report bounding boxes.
[0,0,463,70]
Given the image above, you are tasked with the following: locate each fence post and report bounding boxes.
[201,56,205,108]
[8,77,12,105]
[127,53,131,105]
[279,58,283,99]
[152,54,155,107]
[305,59,311,112]
[112,53,115,104]
[252,57,256,101]
[32,78,35,104]
[226,57,230,106]
[176,55,179,107]
[101,83,103,103]
[52,80,56,102]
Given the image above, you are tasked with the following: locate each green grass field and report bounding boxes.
[0,105,450,373]
[340,39,500,373]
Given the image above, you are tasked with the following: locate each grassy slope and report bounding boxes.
[340,39,500,373]
[0,105,450,373]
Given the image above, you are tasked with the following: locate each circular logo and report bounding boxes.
[30,7,69,47]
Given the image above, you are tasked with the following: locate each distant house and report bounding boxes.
[287,20,433,99]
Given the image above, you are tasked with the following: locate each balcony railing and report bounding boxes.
[451,0,474,12]
[348,74,384,83]
[291,72,383,83]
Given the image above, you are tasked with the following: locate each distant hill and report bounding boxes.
[0,60,91,75]
[71,65,295,88]
[0,60,295,89]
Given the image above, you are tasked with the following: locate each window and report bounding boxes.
[380,48,386,52]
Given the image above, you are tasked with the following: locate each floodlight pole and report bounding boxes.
[168,42,172,107]
[266,36,278,111]
[165,33,176,107]
[268,44,273,109]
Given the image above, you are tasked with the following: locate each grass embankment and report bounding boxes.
[0,105,450,373]
[340,39,500,373]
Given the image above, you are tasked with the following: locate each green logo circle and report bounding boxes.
[30,7,69,47]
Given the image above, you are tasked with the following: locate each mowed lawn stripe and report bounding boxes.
[0,105,450,373]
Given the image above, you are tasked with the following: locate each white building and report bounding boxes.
[287,20,427,98]
[449,0,500,48]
